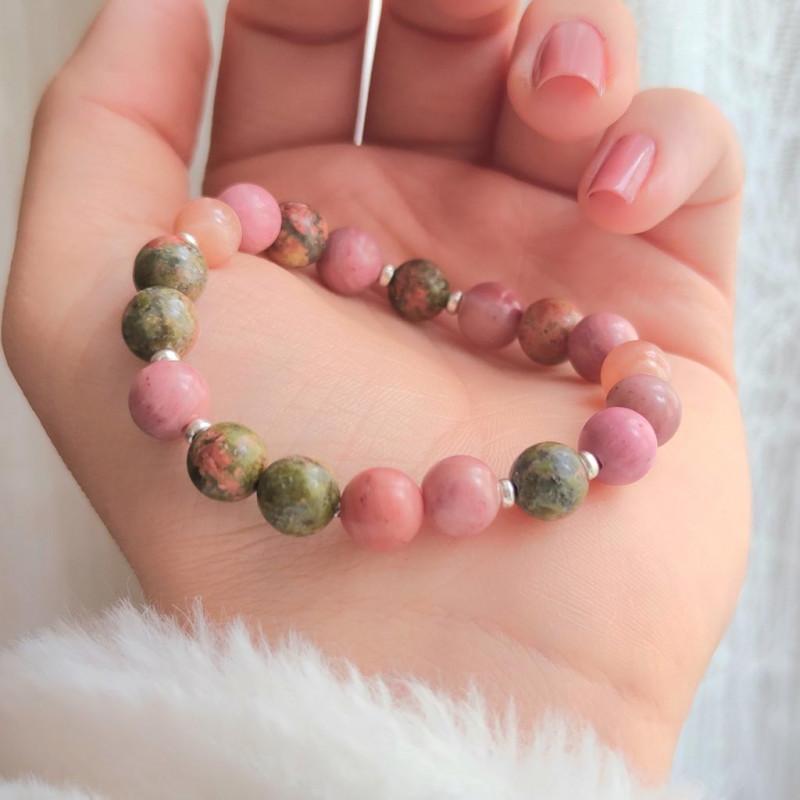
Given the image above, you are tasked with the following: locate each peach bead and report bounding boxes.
[600,340,672,394]
[174,198,242,269]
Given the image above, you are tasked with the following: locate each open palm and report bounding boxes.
[3,0,749,780]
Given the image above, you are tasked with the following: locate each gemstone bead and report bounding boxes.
[217,183,282,255]
[510,443,589,521]
[600,340,672,393]
[187,422,268,501]
[173,198,242,269]
[567,312,638,383]
[316,227,383,295]
[457,282,523,350]
[122,287,198,361]
[133,235,208,301]
[518,298,582,366]
[606,374,682,446]
[578,407,658,485]
[422,456,501,536]
[388,259,450,322]
[340,468,423,551]
[128,361,210,440]
[257,456,340,536]
[266,201,329,268]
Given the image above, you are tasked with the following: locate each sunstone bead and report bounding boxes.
[257,456,340,537]
[121,287,198,361]
[187,422,268,502]
[518,298,582,366]
[388,259,450,322]
[173,198,242,269]
[510,442,589,521]
[600,340,672,394]
[606,374,682,446]
[133,235,208,300]
[266,201,329,268]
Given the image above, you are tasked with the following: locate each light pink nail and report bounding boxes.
[534,20,607,95]
[588,134,657,204]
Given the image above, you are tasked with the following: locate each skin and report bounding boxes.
[2,0,749,784]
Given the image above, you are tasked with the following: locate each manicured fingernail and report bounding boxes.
[588,134,657,204]
[534,21,607,95]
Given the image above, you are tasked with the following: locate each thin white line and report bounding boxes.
[354,0,382,145]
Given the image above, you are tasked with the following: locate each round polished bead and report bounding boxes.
[518,298,582,366]
[128,361,210,440]
[217,183,282,255]
[133,235,208,301]
[122,287,198,361]
[567,312,638,383]
[606,374,682,446]
[578,407,658,485]
[266,201,329,268]
[388,259,450,322]
[173,198,242,269]
[422,456,501,537]
[187,422,267,501]
[340,468,423,551]
[510,443,589,521]
[457,282,523,350]
[600,340,672,393]
[316,227,383,295]
[257,456,340,536]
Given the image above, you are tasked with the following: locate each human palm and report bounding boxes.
[3,0,749,781]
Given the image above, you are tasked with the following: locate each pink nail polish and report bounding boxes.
[534,20,607,95]
[588,134,657,204]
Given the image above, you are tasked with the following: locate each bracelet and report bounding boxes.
[121,184,681,551]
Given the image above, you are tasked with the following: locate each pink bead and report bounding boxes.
[340,468,423,552]
[128,361,210,440]
[316,227,383,296]
[567,312,638,383]
[173,198,242,269]
[606,374,682,446]
[217,183,281,255]
[421,456,501,537]
[600,340,672,394]
[457,282,523,350]
[578,407,658,485]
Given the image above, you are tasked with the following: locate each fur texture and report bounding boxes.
[0,604,701,799]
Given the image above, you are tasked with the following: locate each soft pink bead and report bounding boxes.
[316,227,383,295]
[606,374,682,446]
[457,282,523,350]
[567,312,638,383]
[422,456,501,537]
[217,183,281,255]
[600,340,672,394]
[173,198,242,269]
[128,361,210,440]
[340,468,423,551]
[578,407,658,485]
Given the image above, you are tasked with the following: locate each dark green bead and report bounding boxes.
[510,442,589,521]
[388,259,450,322]
[122,287,198,361]
[133,235,208,300]
[257,456,340,537]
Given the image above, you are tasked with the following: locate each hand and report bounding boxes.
[3,0,749,781]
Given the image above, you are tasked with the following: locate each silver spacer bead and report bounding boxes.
[446,291,463,315]
[498,478,516,509]
[177,231,199,249]
[183,418,211,444]
[578,451,601,481]
[150,349,180,362]
[378,264,396,287]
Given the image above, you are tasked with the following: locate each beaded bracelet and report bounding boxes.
[121,183,682,551]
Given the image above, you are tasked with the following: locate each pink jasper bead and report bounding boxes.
[600,340,672,394]
[457,282,523,350]
[174,198,242,269]
[316,227,383,295]
[128,361,210,441]
[578,407,658,485]
[568,312,638,383]
[217,183,281,255]
[340,468,423,552]
[607,374,682,446]
[422,456,501,537]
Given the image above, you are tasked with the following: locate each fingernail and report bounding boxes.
[534,20,607,95]
[588,134,657,204]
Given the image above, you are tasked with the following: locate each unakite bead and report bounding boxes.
[518,298,582,366]
[121,287,198,361]
[133,235,208,300]
[266,201,329,268]
[388,259,450,322]
[510,442,589,521]
[257,456,341,536]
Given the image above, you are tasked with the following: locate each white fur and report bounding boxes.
[0,604,702,799]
